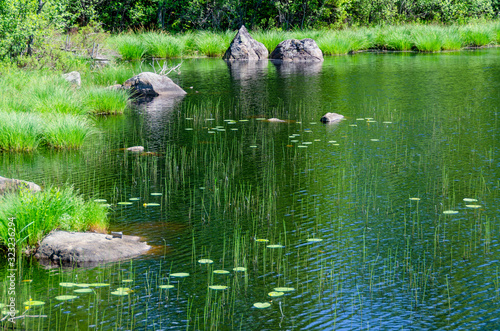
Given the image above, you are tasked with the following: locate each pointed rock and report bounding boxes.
[122,72,186,97]
[270,39,323,62]
[223,26,268,61]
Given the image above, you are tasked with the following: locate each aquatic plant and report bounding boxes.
[0,111,42,152]
[42,114,95,149]
[84,87,129,115]
[0,186,108,253]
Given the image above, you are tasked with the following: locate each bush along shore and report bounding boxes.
[107,22,500,59]
[0,70,131,152]
[0,186,109,255]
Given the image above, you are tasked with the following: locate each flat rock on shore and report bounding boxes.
[35,231,150,267]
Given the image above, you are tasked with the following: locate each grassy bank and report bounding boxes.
[0,70,131,152]
[0,187,108,254]
[108,21,500,58]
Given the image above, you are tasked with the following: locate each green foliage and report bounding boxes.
[413,29,443,52]
[84,87,129,114]
[0,111,43,152]
[0,186,108,253]
[42,114,94,149]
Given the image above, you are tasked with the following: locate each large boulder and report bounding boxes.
[122,72,186,97]
[0,176,41,195]
[270,39,323,62]
[35,231,150,267]
[62,71,81,87]
[223,26,269,60]
[320,112,344,123]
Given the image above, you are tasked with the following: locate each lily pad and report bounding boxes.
[249,145,258,148]
[267,245,284,249]
[465,205,481,208]
[151,193,162,196]
[170,272,190,278]
[268,291,284,297]
[111,290,129,296]
[370,139,380,142]
[409,198,420,201]
[297,145,308,148]
[383,121,392,124]
[213,270,230,274]
[306,238,323,242]
[117,202,133,205]
[74,288,93,293]
[233,267,247,272]
[463,198,478,202]
[198,259,213,264]
[159,285,175,289]
[94,199,107,203]
[122,279,133,283]
[23,300,45,307]
[74,283,91,288]
[255,239,269,242]
[253,302,271,309]
[143,203,160,207]
[443,210,459,214]
[55,295,77,301]
[274,287,294,292]
[59,282,75,288]
[209,285,228,290]
[116,287,130,291]
[129,198,140,201]
[356,118,365,121]
[185,128,194,131]
[349,124,358,127]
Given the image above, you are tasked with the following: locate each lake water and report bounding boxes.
[1,48,499,330]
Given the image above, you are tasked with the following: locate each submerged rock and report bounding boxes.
[320,112,344,123]
[62,71,81,87]
[126,146,145,152]
[270,39,323,62]
[223,26,269,60]
[267,118,286,122]
[35,231,150,267]
[122,72,186,97]
[0,176,41,195]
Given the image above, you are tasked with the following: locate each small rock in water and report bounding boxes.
[320,113,344,123]
[267,118,285,123]
[126,146,144,152]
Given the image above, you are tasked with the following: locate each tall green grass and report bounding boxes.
[0,111,42,152]
[0,187,108,253]
[108,22,500,59]
[413,30,443,52]
[84,87,129,114]
[43,114,94,149]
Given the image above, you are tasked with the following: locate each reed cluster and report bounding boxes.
[108,22,500,59]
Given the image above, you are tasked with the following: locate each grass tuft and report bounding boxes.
[0,111,42,152]
[0,186,108,253]
[84,87,129,115]
[42,114,95,149]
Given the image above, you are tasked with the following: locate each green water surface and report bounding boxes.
[1,49,499,330]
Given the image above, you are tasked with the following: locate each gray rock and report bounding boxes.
[270,39,323,62]
[320,112,344,123]
[126,146,144,152]
[223,26,269,60]
[35,231,150,267]
[62,71,81,87]
[267,118,286,123]
[0,176,41,195]
[122,72,186,97]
